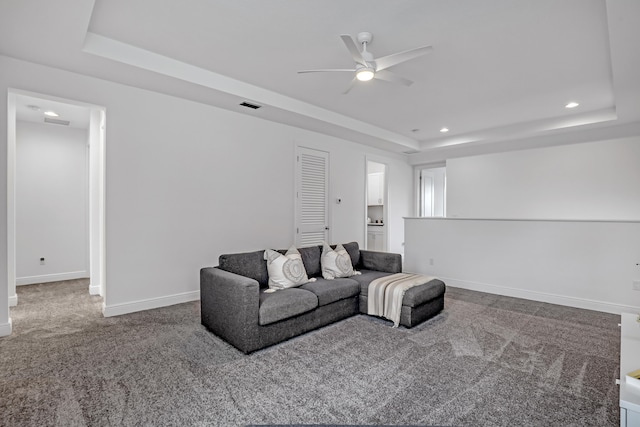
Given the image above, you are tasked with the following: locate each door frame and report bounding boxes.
[364,157,388,252]
[294,145,331,247]
[416,163,447,217]
[6,89,106,313]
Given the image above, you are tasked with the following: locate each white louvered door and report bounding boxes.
[295,147,329,247]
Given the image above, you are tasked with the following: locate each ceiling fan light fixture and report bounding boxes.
[356,67,375,82]
[297,32,432,92]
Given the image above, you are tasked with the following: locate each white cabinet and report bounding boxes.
[367,172,384,206]
[367,231,375,250]
[367,226,385,251]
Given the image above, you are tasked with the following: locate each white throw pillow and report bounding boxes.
[320,242,358,279]
[264,245,313,289]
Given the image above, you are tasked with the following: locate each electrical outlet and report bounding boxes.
[633,281,640,291]
[40,257,45,265]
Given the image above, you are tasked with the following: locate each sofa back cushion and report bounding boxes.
[298,245,321,278]
[298,242,360,276]
[341,242,361,268]
[219,250,270,287]
[218,242,360,287]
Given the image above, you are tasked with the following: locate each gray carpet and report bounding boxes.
[0,280,621,426]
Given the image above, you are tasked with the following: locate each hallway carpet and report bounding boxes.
[0,280,621,426]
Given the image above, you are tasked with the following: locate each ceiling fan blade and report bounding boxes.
[375,45,433,71]
[342,78,357,95]
[374,70,414,86]
[340,34,367,66]
[297,69,354,74]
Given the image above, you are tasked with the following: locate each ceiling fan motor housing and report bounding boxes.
[357,32,373,45]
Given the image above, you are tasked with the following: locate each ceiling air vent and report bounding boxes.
[44,117,70,126]
[403,150,420,154]
[239,101,262,110]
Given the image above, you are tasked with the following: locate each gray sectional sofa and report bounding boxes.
[200,242,445,353]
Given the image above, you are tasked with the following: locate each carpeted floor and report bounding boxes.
[0,279,621,426]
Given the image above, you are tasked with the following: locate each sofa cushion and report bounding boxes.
[264,246,312,289]
[402,279,446,308]
[298,245,322,278]
[355,270,446,308]
[298,243,360,278]
[300,277,360,306]
[258,288,318,326]
[351,269,395,296]
[219,250,269,287]
[218,242,361,287]
[341,242,361,269]
[321,242,357,279]
[359,251,402,273]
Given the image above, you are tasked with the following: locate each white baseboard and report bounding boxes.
[444,277,640,315]
[9,294,17,307]
[103,290,200,317]
[17,271,89,286]
[0,319,12,337]
[89,284,101,295]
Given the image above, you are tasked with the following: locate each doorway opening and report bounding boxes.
[365,159,388,251]
[7,89,106,320]
[418,165,446,217]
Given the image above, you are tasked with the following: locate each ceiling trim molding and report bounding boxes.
[408,120,640,165]
[419,107,618,150]
[82,32,420,151]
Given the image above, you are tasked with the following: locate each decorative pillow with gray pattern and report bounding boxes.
[320,242,360,279]
[264,245,315,290]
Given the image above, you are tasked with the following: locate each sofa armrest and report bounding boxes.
[200,267,260,352]
[359,250,402,274]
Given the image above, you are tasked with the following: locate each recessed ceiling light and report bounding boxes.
[44,111,59,117]
[565,102,579,109]
[440,127,449,133]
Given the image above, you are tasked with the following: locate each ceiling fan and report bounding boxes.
[298,32,433,93]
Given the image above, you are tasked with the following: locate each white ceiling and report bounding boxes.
[1,0,639,161]
[15,94,91,130]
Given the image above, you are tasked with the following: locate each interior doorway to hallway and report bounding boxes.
[7,89,106,313]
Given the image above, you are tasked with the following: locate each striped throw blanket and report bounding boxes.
[367,273,435,327]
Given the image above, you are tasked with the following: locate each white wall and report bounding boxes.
[406,137,640,314]
[446,137,640,220]
[405,218,640,314]
[0,55,412,324]
[387,160,413,253]
[16,121,88,284]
